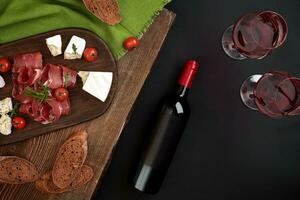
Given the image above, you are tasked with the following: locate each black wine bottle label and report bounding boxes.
[133,104,187,194]
[144,104,187,168]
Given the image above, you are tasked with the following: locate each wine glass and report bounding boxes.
[240,71,300,118]
[222,11,288,60]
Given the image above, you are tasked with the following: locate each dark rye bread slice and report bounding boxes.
[36,165,94,193]
[70,165,94,190]
[36,171,61,193]
[82,0,122,25]
[0,156,39,184]
[52,130,88,189]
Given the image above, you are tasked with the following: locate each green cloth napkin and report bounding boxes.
[0,0,171,59]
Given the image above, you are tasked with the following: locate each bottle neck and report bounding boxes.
[175,84,189,98]
[177,60,199,89]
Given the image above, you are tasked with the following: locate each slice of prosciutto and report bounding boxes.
[12,52,43,104]
[16,67,42,86]
[13,52,43,72]
[19,98,71,124]
[61,65,78,88]
[12,52,43,87]
[40,64,63,89]
[40,64,77,89]
[19,100,57,124]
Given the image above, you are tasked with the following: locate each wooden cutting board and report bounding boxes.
[0,29,117,145]
[0,9,175,200]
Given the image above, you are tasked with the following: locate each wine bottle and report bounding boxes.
[132,60,199,194]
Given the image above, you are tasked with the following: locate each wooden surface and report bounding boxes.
[0,28,117,145]
[0,9,175,200]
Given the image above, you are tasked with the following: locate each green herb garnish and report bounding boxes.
[9,102,20,118]
[64,74,70,87]
[72,43,78,55]
[24,86,49,102]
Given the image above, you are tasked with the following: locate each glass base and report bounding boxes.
[222,25,246,60]
[240,75,262,110]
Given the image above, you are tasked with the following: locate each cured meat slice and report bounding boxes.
[19,103,34,118]
[41,64,63,89]
[58,98,71,116]
[19,99,70,124]
[41,64,77,89]
[36,99,62,124]
[16,67,42,86]
[12,79,32,104]
[12,52,43,103]
[13,52,43,72]
[61,65,77,88]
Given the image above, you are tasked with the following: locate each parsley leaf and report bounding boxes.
[64,74,70,87]
[9,103,20,118]
[72,43,78,55]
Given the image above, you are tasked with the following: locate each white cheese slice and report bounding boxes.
[0,114,12,135]
[78,71,89,84]
[64,35,86,59]
[0,97,12,114]
[78,71,113,102]
[46,34,62,56]
[0,75,5,88]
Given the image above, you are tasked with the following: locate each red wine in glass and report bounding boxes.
[240,71,300,118]
[222,11,288,60]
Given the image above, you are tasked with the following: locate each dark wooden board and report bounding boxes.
[0,9,175,200]
[0,28,117,145]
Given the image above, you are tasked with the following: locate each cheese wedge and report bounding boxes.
[64,36,86,59]
[0,97,12,114]
[0,114,12,135]
[0,75,5,88]
[78,71,113,102]
[46,35,62,56]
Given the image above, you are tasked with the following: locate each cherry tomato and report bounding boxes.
[12,117,26,129]
[54,87,69,101]
[83,48,98,62]
[0,57,11,73]
[123,36,140,51]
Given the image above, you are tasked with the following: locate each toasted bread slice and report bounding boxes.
[83,0,122,25]
[52,130,88,189]
[36,165,94,193]
[0,156,39,184]
[36,171,63,193]
[70,165,94,189]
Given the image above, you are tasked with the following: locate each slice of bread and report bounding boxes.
[83,0,122,25]
[36,171,63,193]
[70,165,94,189]
[52,130,88,189]
[0,156,39,184]
[36,165,94,193]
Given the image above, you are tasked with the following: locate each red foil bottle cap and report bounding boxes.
[178,60,199,88]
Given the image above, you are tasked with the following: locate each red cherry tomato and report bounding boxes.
[54,87,69,101]
[83,47,98,62]
[123,37,140,51]
[12,117,26,129]
[0,57,11,73]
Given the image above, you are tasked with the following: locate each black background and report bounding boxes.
[94,1,300,199]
